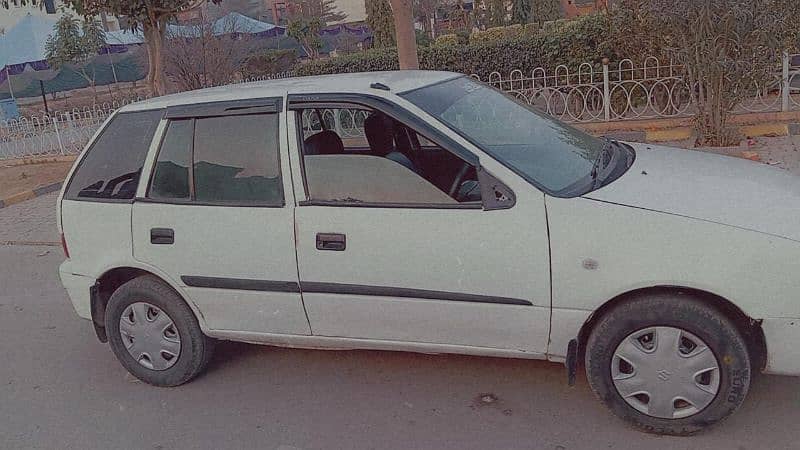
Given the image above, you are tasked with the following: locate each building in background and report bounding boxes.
[560,0,607,18]
[327,0,365,23]
[193,0,363,25]
[0,0,120,32]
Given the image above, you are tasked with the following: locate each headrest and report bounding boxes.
[303,130,344,155]
[364,112,395,156]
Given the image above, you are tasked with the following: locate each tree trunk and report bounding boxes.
[143,25,157,93]
[389,0,420,70]
[143,18,168,96]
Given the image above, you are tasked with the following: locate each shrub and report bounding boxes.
[470,24,529,43]
[242,49,298,78]
[433,32,469,47]
[295,13,615,79]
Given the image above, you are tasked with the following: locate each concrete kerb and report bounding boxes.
[0,182,62,210]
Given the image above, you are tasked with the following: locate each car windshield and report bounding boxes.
[401,77,606,195]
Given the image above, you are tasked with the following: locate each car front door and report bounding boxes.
[287,96,551,353]
[132,98,310,336]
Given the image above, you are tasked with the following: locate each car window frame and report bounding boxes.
[63,108,165,204]
[139,98,286,208]
[288,94,494,210]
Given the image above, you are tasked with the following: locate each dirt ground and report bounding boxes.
[17,82,150,117]
[0,160,73,200]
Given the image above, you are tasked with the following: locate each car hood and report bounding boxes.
[584,143,800,242]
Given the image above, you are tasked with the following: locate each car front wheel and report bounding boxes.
[105,275,215,387]
[585,293,752,435]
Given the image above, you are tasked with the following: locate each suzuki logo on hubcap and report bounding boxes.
[657,369,673,381]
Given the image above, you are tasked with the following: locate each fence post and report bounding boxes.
[782,51,790,113]
[53,117,65,155]
[602,57,611,121]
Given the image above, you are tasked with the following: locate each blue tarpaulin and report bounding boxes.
[0,14,58,85]
[1,11,371,99]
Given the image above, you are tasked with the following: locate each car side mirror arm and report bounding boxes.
[478,166,516,211]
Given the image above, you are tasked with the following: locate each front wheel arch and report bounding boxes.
[577,286,767,373]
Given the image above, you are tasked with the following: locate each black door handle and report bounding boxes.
[316,233,346,251]
[151,228,174,245]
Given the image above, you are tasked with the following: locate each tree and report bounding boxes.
[290,0,347,25]
[287,17,324,60]
[487,0,508,27]
[64,0,222,97]
[366,0,396,47]
[45,9,106,103]
[531,0,561,25]
[512,0,531,25]
[163,13,255,90]
[611,0,800,146]
[413,0,439,37]
[389,0,419,69]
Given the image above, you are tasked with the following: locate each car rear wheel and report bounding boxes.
[105,275,215,387]
[585,293,752,435]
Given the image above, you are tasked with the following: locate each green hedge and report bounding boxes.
[295,14,615,79]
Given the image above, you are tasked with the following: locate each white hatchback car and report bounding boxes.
[58,71,799,435]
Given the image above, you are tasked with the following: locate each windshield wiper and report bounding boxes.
[590,137,616,188]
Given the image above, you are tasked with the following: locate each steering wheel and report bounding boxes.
[449,162,471,198]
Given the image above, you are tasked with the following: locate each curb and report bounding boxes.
[1,155,77,168]
[0,182,62,210]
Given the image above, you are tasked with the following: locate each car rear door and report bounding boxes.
[286,95,551,354]
[131,98,310,336]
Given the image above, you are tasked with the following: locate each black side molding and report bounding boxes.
[301,282,532,306]
[181,276,300,293]
[180,276,533,306]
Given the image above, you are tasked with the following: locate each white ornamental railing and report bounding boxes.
[0,95,149,160]
[472,53,800,123]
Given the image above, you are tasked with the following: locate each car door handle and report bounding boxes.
[150,228,174,245]
[316,233,346,251]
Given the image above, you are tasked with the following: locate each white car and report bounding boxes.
[57,71,800,435]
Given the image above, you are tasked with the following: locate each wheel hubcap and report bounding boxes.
[119,302,181,371]
[611,326,720,419]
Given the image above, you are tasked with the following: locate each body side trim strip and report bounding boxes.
[181,276,532,306]
[301,281,532,306]
[182,276,300,292]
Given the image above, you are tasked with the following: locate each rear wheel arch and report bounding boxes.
[577,286,767,372]
[92,267,206,342]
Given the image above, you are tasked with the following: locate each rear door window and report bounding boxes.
[193,115,282,204]
[148,113,283,206]
[64,110,163,201]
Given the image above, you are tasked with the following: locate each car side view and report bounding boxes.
[57,71,800,435]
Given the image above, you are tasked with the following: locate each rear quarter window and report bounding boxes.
[64,109,163,201]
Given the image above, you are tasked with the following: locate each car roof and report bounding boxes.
[121,70,462,112]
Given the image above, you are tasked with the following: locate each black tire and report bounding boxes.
[585,292,751,435]
[105,275,215,387]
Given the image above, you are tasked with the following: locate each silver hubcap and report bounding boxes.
[119,302,181,371]
[612,326,720,419]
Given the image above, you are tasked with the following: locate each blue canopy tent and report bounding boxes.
[166,12,286,38]
[0,11,372,110]
[0,14,60,97]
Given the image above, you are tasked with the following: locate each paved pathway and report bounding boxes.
[0,192,59,244]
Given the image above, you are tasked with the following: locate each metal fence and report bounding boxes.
[0,95,149,160]
[473,53,800,123]
[2,55,799,160]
